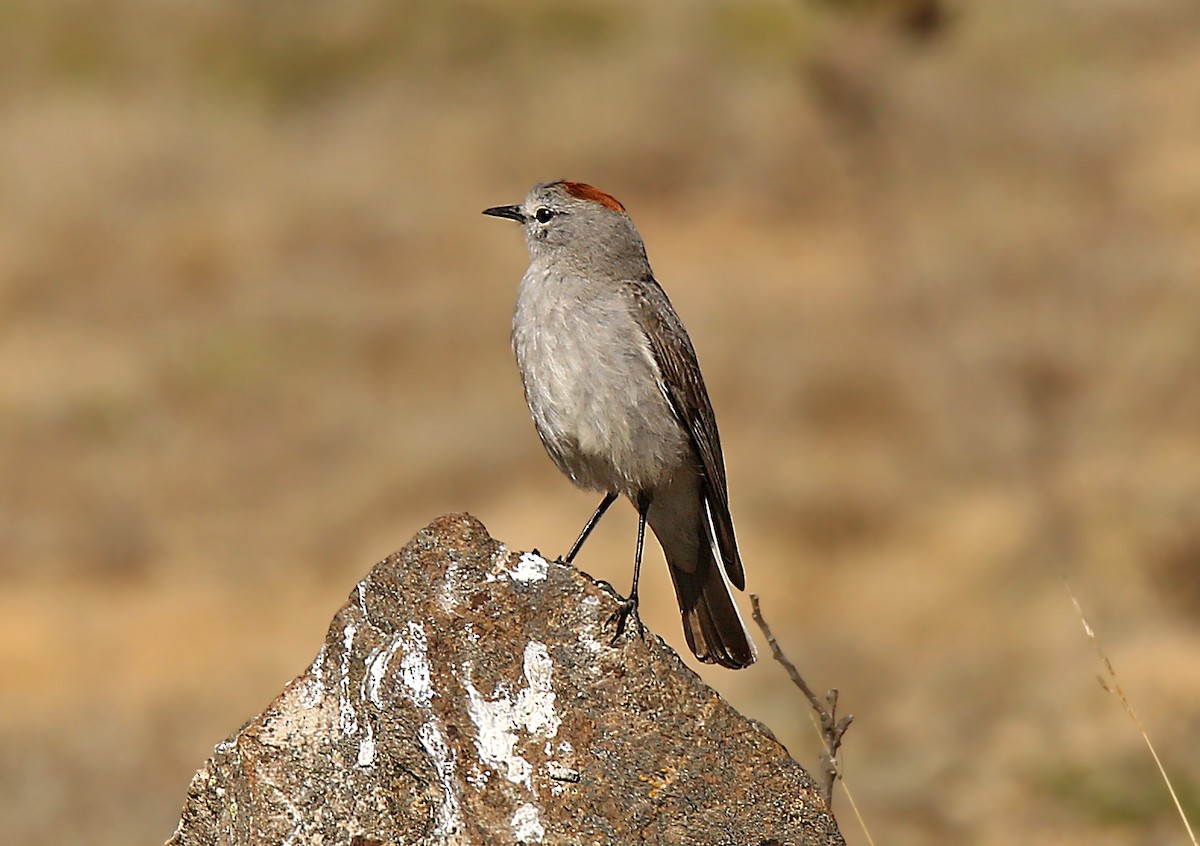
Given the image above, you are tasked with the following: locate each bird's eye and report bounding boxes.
[534,208,554,224]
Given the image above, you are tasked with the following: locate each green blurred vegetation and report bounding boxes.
[1044,759,1200,828]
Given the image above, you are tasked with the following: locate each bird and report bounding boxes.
[484,180,756,669]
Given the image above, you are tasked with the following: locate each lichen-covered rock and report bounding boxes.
[166,513,843,846]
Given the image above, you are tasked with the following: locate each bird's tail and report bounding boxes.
[648,475,756,669]
[667,551,757,669]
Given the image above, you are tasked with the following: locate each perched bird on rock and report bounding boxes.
[485,180,756,669]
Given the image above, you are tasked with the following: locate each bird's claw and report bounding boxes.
[607,597,644,645]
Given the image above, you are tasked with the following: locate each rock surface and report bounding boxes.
[166,514,844,846]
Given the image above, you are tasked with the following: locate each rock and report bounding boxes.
[166,514,844,846]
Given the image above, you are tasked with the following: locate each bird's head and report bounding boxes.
[484,181,650,280]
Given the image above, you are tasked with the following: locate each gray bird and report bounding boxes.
[484,180,756,669]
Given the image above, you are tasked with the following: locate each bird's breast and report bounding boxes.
[511,269,689,495]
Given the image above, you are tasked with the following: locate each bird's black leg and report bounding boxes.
[564,492,618,564]
[609,492,650,643]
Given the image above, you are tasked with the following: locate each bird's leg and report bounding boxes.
[609,492,650,643]
[563,492,618,564]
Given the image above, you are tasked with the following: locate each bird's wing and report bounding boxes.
[627,278,745,590]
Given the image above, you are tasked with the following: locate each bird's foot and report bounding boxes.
[607,596,644,645]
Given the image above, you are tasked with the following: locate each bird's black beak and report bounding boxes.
[482,204,524,223]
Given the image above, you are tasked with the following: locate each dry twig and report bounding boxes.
[750,594,854,810]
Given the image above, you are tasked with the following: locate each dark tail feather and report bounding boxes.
[648,473,756,669]
[666,543,756,669]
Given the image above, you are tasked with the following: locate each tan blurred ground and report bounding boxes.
[2,1,1200,843]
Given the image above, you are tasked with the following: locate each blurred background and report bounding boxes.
[2,0,1199,843]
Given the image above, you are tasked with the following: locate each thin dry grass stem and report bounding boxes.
[831,770,876,846]
[1065,580,1198,846]
[750,593,873,846]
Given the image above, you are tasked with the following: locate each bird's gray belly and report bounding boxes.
[514,298,689,498]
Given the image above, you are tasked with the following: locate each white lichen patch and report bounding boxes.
[365,638,401,709]
[516,642,561,738]
[509,552,549,582]
[577,595,603,654]
[463,640,561,791]
[363,620,433,712]
[357,721,376,767]
[418,721,462,837]
[486,547,549,583]
[464,677,532,786]
[398,622,432,708]
[511,803,545,843]
[338,623,358,736]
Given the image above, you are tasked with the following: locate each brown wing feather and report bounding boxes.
[627,278,746,590]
